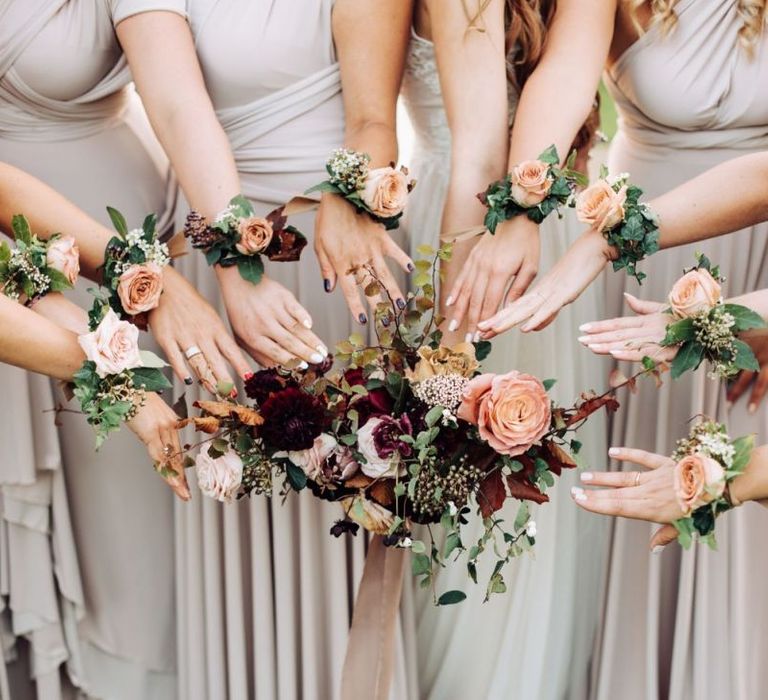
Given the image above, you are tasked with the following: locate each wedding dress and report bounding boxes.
[0,1,182,697]
[400,30,610,700]
[595,3,768,699]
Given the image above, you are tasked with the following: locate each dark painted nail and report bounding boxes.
[358,313,368,325]
[406,263,414,272]
[396,298,406,310]
[324,279,332,292]
[184,376,194,385]
[382,316,390,327]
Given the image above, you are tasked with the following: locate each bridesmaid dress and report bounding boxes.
[595,3,768,699]
[173,2,416,698]
[0,1,184,697]
[400,30,610,700]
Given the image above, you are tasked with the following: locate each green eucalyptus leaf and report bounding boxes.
[437,590,467,606]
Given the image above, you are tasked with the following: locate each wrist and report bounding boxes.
[730,445,768,505]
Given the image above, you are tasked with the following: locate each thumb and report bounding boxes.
[649,524,678,551]
[624,293,664,316]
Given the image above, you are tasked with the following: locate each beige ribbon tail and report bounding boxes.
[340,535,405,700]
[440,225,487,244]
[280,195,321,217]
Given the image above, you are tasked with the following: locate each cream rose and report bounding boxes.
[357,417,403,478]
[674,453,726,515]
[668,269,722,318]
[117,262,164,315]
[46,235,80,286]
[195,449,243,503]
[77,309,143,378]
[235,216,274,255]
[575,180,628,233]
[361,167,410,218]
[340,496,394,535]
[407,342,479,382]
[510,160,553,207]
[458,371,551,456]
[288,433,338,480]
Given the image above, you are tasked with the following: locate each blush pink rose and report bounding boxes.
[46,235,80,286]
[77,309,143,378]
[510,160,553,207]
[361,167,410,218]
[674,453,725,515]
[117,262,164,315]
[288,433,338,480]
[195,449,243,503]
[458,371,551,456]
[668,269,722,318]
[575,180,627,232]
[235,216,274,255]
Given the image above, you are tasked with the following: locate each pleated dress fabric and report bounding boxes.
[594,3,768,699]
[400,30,610,700]
[172,2,417,699]
[0,1,186,698]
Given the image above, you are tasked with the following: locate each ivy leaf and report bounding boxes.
[537,144,559,165]
[661,317,695,346]
[730,434,755,475]
[723,304,766,332]
[670,341,703,379]
[673,517,695,549]
[437,590,467,606]
[106,206,129,238]
[139,350,167,368]
[542,378,556,391]
[237,255,265,285]
[132,367,172,392]
[732,339,760,372]
[46,267,74,292]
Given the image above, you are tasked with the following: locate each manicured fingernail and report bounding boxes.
[464,332,473,343]
[446,296,454,307]
[571,486,587,502]
[473,331,481,343]
[358,313,368,325]
[382,316,390,327]
[303,318,313,329]
[609,447,620,457]
[323,279,331,292]
[316,345,328,357]
[577,336,589,344]
[448,319,459,332]
[310,353,324,364]
[652,545,664,555]
[396,298,406,310]
[581,472,594,482]
[749,403,758,415]
[230,388,238,399]
[243,371,254,381]
[298,361,309,370]
[406,262,414,272]
[579,323,592,332]
[184,376,194,386]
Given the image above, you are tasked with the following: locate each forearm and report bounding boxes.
[730,444,768,505]
[344,121,398,168]
[0,295,84,380]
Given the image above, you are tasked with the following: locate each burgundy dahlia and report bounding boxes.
[259,387,328,451]
[344,367,393,423]
[373,414,413,459]
[245,368,293,404]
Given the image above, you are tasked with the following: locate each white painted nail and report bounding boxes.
[579,323,592,332]
[651,545,664,555]
[298,361,309,370]
[581,472,594,482]
[310,353,324,364]
[473,331,481,343]
[577,336,590,344]
[749,403,758,415]
[302,318,313,329]
[448,319,459,332]
[464,332,473,343]
[608,447,620,457]
[317,344,328,357]
[571,486,587,502]
[446,296,454,307]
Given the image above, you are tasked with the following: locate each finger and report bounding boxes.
[747,367,768,414]
[608,447,672,470]
[479,275,508,330]
[624,293,665,315]
[372,259,406,311]
[465,276,490,339]
[159,427,191,501]
[283,301,327,358]
[246,336,299,368]
[521,293,569,333]
[571,486,656,519]
[187,352,217,394]
[271,317,325,365]
[727,370,755,405]
[315,243,337,293]
[650,524,678,550]
[146,429,190,501]
[506,265,537,304]
[284,295,314,332]
[578,315,645,335]
[579,470,647,488]
[579,327,658,346]
[609,346,676,363]
[165,340,194,387]
[339,274,368,325]
[447,270,472,330]
[200,339,236,396]
[478,292,541,333]
[215,333,252,380]
[383,235,414,274]
[445,260,471,310]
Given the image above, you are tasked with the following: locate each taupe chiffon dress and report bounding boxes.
[172,2,416,698]
[595,3,768,699]
[0,1,184,697]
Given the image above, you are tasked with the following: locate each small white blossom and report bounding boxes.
[447,501,458,517]
[400,537,413,549]
[525,521,537,538]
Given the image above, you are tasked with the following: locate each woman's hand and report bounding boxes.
[727,330,768,413]
[571,447,682,550]
[148,268,251,395]
[577,294,677,363]
[217,268,328,368]
[477,229,612,338]
[127,392,191,501]
[446,217,540,341]
[315,193,413,324]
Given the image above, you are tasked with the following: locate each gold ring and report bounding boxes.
[634,472,641,487]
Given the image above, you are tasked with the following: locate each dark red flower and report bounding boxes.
[372,414,413,459]
[245,368,293,404]
[344,367,393,422]
[259,387,329,450]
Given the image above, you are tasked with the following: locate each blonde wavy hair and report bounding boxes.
[462,0,599,158]
[627,0,767,53]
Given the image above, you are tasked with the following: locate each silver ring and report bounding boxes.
[184,345,203,360]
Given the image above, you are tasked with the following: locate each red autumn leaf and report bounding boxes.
[477,469,506,518]
[546,441,577,473]
[265,205,288,231]
[505,474,549,504]
[609,368,637,393]
[266,225,308,262]
[565,393,620,427]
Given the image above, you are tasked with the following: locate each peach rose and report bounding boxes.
[235,216,273,255]
[510,160,553,207]
[674,453,725,515]
[407,342,479,382]
[288,433,338,480]
[458,371,551,456]
[361,167,410,218]
[77,309,143,378]
[195,449,243,503]
[340,495,394,535]
[46,235,80,286]
[117,262,164,315]
[575,180,627,233]
[668,269,721,318]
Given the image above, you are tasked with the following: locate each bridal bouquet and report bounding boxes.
[181,246,621,604]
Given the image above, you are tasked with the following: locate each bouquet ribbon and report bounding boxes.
[341,536,405,700]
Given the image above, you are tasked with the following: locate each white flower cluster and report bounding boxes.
[327,148,370,192]
[115,229,170,275]
[5,249,51,300]
[412,373,469,412]
[95,376,146,422]
[607,172,630,187]
[673,421,734,468]
[213,204,239,228]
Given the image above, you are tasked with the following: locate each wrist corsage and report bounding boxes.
[306,148,415,230]
[660,255,765,379]
[184,195,308,286]
[103,207,169,328]
[671,419,754,548]
[0,214,79,304]
[576,168,659,283]
[479,145,585,233]
[73,307,171,448]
